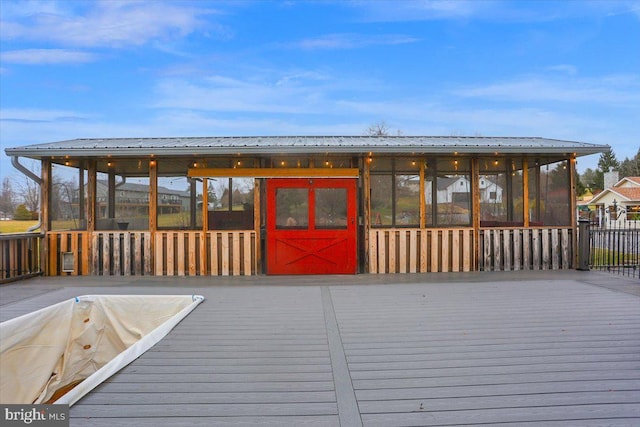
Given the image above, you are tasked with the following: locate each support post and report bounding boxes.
[577,218,590,271]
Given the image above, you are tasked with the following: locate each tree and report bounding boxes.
[597,148,620,173]
[580,168,600,191]
[15,160,41,214]
[14,204,32,220]
[0,177,16,219]
[365,120,403,136]
[618,147,640,178]
[574,170,585,196]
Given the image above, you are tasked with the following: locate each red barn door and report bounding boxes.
[266,178,357,275]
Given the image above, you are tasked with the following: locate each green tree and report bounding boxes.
[14,204,32,220]
[618,147,640,178]
[575,170,585,196]
[597,148,620,173]
[0,177,15,219]
[580,168,600,191]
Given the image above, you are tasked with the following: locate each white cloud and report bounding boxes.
[351,0,480,22]
[546,64,578,76]
[289,33,420,50]
[0,0,216,48]
[152,73,340,114]
[350,0,640,23]
[453,74,640,106]
[0,108,95,123]
[1,49,98,64]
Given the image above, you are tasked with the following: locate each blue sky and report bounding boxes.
[1,0,639,182]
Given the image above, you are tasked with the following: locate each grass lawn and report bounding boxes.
[0,220,40,234]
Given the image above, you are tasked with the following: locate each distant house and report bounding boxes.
[582,176,640,227]
[95,180,190,229]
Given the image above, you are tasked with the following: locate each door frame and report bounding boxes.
[266,177,358,275]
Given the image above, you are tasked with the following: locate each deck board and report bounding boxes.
[0,275,638,426]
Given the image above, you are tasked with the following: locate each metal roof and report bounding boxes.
[5,136,608,158]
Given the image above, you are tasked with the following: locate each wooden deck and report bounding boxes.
[1,272,639,426]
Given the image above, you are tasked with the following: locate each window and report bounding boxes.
[51,162,87,231]
[96,160,150,231]
[370,158,420,227]
[628,205,640,221]
[208,177,255,230]
[315,188,347,229]
[479,158,524,227]
[433,158,471,226]
[538,160,570,226]
[276,188,308,229]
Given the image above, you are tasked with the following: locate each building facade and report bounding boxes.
[5,136,607,276]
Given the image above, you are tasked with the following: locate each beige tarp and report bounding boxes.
[0,294,204,405]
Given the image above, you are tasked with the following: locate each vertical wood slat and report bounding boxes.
[503,229,511,271]
[462,230,471,272]
[221,233,230,276]
[369,230,378,274]
[112,233,121,276]
[493,230,502,271]
[70,232,78,276]
[155,232,164,276]
[210,232,219,275]
[551,228,559,270]
[451,230,460,272]
[244,232,253,275]
[409,230,417,274]
[388,231,396,274]
[232,232,241,275]
[143,232,151,275]
[167,232,175,276]
[419,230,428,273]
[441,230,449,273]
[431,230,439,272]
[200,231,207,276]
[177,231,185,276]
[188,232,197,276]
[513,229,521,271]
[102,233,110,275]
[561,229,570,269]
[81,233,89,275]
[49,233,58,275]
[378,231,386,274]
[483,230,491,271]
[92,233,99,275]
[523,230,531,270]
[541,229,550,270]
[532,230,540,270]
[134,233,142,276]
[398,230,407,274]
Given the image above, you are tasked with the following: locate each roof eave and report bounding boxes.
[5,144,609,158]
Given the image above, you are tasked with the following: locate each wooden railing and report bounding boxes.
[92,231,152,276]
[480,227,573,271]
[369,228,474,273]
[47,231,90,276]
[1,232,43,283]
[154,231,256,276]
[45,230,256,277]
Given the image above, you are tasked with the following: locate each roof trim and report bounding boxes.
[5,136,610,159]
[589,187,632,204]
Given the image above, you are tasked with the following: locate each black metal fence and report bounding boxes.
[588,220,639,279]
